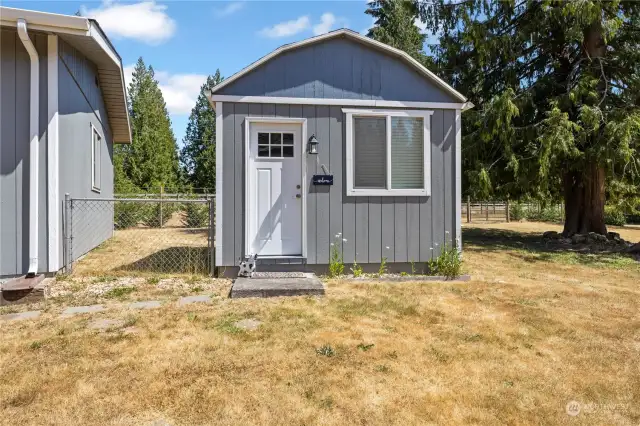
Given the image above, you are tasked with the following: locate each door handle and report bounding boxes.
[296,194,301,199]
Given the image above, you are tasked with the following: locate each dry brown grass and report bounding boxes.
[72,212,209,277]
[1,222,639,425]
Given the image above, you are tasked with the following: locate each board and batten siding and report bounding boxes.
[58,39,115,262]
[0,28,50,276]
[216,37,460,104]
[219,102,457,267]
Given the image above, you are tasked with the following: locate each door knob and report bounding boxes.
[296,194,301,199]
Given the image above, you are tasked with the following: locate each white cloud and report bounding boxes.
[215,1,245,17]
[312,13,337,35]
[81,1,176,45]
[258,16,310,38]
[123,64,206,115]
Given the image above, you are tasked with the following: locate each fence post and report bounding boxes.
[486,202,489,221]
[506,199,510,222]
[209,196,215,277]
[466,196,471,223]
[64,193,72,273]
[159,184,164,228]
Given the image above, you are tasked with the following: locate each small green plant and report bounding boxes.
[400,271,408,276]
[375,364,390,373]
[426,242,463,278]
[378,257,388,276]
[104,286,136,298]
[191,286,204,293]
[410,259,417,275]
[357,343,375,352]
[350,261,363,277]
[29,341,43,350]
[122,315,139,328]
[328,233,345,277]
[316,344,335,357]
[55,273,71,282]
[94,275,117,283]
[146,276,160,285]
[187,312,198,322]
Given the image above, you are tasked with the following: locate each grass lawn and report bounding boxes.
[1,222,639,425]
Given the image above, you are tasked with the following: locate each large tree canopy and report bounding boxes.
[366,0,435,69]
[417,0,640,235]
[115,57,180,192]
[179,70,223,192]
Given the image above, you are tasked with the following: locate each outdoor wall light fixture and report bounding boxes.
[308,134,319,154]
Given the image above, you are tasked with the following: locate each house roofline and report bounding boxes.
[210,28,467,103]
[0,6,132,144]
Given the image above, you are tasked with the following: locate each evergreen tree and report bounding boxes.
[179,70,223,192]
[366,0,435,69]
[418,0,640,236]
[119,57,180,191]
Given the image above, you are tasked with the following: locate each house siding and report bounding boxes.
[58,39,114,262]
[0,28,49,276]
[217,37,460,104]
[219,102,457,268]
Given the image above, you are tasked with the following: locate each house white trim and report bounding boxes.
[90,123,102,193]
[209,29,467,103]
[455,109,462,252]
[215,101,223,267]
[344,108,433,197]
[244,117,308,259]
[47,34,60,272]
[209,94,473,111]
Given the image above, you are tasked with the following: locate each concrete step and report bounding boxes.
[231,273,324,298]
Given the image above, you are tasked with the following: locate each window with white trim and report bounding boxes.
[345,109,432,196]
[91,124,101,192]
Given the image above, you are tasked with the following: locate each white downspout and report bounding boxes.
[17,19,40,277]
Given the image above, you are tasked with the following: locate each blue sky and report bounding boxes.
[5,1,404,144]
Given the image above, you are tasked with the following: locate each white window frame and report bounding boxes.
[91,123,101,193]
[344,108,433,196]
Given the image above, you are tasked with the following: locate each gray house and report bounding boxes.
[0,7,131,278]
[208,29,471,276]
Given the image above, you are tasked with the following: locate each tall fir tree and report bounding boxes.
[366,0,435,69]
[116,57,180,192]
[418,0,640,235]
[179,70,223,192]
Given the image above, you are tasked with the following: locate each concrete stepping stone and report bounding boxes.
[177,295,211,306]
[0,310,41,322]
[128,300,161,310]
[234,318,262,331]
[88,318,125,331]
[61,304,105,317]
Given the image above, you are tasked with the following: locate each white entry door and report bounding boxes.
[248,122,303,256]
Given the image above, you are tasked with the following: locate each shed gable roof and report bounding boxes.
[210,29,467,104]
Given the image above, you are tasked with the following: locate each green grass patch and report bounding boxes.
[104,286,136,298]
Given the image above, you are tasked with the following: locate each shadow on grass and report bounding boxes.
[463,227,638,269]
[117,246,210,274]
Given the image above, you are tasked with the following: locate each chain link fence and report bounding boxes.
[64,196,214,276]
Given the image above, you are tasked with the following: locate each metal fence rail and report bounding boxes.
[64,196,215,276]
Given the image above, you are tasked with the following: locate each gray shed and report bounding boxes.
[0,7,130,278]
[208,29,471,276]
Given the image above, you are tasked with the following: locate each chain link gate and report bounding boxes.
[63,196,215,276]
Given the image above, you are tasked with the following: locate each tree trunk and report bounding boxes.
[562,162,607,236]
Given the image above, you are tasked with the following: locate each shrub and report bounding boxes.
[427,243,463,278]
[509,202,527,221]
[604,205,626,226]
[350,261,363,277]
[143,202,176,228]
[183,203,210,228]
[114,201,149,229]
